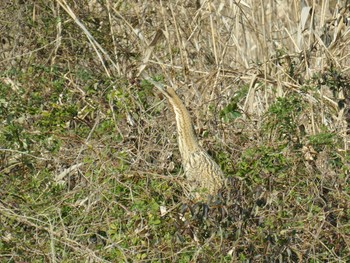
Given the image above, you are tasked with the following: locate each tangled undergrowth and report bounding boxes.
[1,0,350,262]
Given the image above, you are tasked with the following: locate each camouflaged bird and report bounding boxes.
[145,77,224,200]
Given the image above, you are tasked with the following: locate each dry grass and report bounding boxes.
[1,0,350,262]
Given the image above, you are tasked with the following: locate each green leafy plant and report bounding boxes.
[263,95,304,141]
[220,85,247,122]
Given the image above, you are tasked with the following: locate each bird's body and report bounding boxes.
[163,87,224,198]
[146,78,224,199]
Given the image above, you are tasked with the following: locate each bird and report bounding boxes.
[143,75,224,200]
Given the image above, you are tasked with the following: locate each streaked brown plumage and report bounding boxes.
[145,76,224,199]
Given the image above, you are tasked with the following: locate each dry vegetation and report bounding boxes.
[1,0,350,262]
